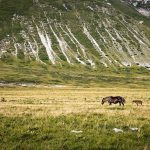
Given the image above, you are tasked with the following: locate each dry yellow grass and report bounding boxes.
[0,87,149,118]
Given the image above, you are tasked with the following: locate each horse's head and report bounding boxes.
[121,96,126,102]
[101,98,105,105]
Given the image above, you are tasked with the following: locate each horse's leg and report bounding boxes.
[109,102,112,105]
[119,102,121,106]
[122,102,124,106]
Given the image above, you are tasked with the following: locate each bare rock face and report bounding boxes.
[123,0,150,16]
[137,8,150,17]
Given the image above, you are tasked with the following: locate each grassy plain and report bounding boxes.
[0,87,150,149]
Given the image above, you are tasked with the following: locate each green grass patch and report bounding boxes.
[0,114,149,149]
[0,61,150,88]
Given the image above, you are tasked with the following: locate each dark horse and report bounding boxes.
[101,96,125,106]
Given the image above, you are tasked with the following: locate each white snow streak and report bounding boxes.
[36,25,56,64]
[50,25,71,64]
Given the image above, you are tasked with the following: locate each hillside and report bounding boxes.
[0,0,150,86]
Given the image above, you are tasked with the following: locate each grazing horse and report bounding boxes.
[132,100,142,106]
[101,96,125,106]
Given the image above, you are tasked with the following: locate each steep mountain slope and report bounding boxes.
[0,0,150,86]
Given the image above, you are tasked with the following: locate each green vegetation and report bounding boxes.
[0,114,149,150]
[0,61,150,88]
[0,0,33,39]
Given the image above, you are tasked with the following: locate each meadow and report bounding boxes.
[0,86,150,149]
